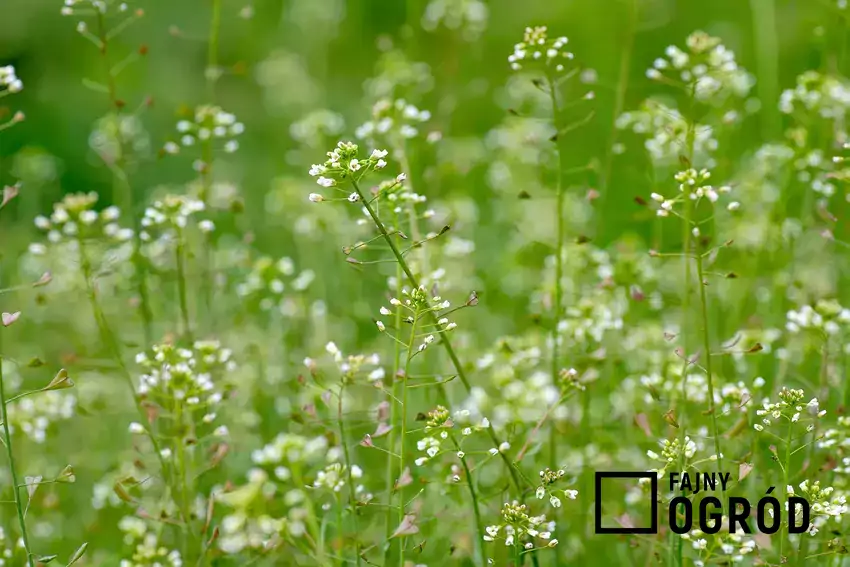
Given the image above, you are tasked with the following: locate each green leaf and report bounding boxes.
[66,543,88,567]
[27,357,45,368]
[36,555,57,563]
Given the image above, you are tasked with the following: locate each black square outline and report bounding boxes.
[594,471,658,534]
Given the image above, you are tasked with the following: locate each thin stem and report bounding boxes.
[337,382,360,566]
[545,74,565,468]
[174,400,196,559]
[384,214,404,563]
[695,253,724,500]
[94,9,153,344]
[77,241,185,527]
[398,310,418,567]
[350,179,522,493]
[175,236,192,341]
[452,436,485,567]
[598,0,636,227]
[779,421,793,561]
[0,356,34,567]
[206,0,221,100]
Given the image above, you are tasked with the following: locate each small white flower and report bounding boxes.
[316,176,335,187]
[309,193,324,202]
[376,321,386,332]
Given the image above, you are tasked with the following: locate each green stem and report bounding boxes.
[384,214,404,563]
[780,420,793,562]
[0,356,35,567]
[175,236,193,341]
[174,399,196,559]
[545,74,565,464]
[95,9,153,344]
[452,435,485,567]
[350,179,522,494]
[749,0,781,140]
[206,0,221,100]
[78,241,184,525]
[398,310,418,567]
[695,252,724,500]
[337,382,360,566]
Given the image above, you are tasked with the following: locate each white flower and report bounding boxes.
[309,193,324,202]
[348,192,360,202]
[550,495,562,508]
[316,176,335,187]
[376,321,386,332]
[128,422,145,434]
[370,149,388,159]
[396,173,407,183]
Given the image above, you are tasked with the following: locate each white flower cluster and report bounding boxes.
[308,142,399,201]
[650,168,736,219]
[788,480,848,535]
[615,101,718,166]
[8,391,76,444]
[119,534,182,567]
[134,341,235,429]
[786,300,850,335]
[639,361,762,414]
[414,407,490,467]
[779,71,850,121]
[820,417,850,478]
[140,194,213,242]
[753,387,825,433]
[33,192,133,246]
[646,435,698,478]
[0,65,22,94]
[217,510,286,554]
[355,98,432,142]
[61,0,131,16]
[236,256,315,313]
[313,462,364,492]
[535,468,578,509]
[421,0,489,41]
[460,338,564,428]
[305,342,384,383]
[647,30,754,105]
[290,109,345,147]
[483,501,558,549]
[680,526,757,562]
[251,433,329,470]
[90,113,150,164]
[163,105,244,157]
[508,26,574,74]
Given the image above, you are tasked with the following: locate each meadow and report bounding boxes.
[1,0,850,565]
